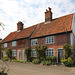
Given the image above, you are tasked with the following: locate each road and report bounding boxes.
[0,60,75,75]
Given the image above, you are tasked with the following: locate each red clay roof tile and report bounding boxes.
[1,25,37,43]
[1,13,73,43]
[31,13,73,38]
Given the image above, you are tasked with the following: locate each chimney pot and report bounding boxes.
[17,21,24,31]
[45,7,52,22]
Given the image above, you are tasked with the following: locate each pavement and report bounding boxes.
[0,60,75,75]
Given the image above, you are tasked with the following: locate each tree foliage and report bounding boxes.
[5,48,12,59]
[24,47,31,61]
[63,43,73,59]
[35,45,47,60]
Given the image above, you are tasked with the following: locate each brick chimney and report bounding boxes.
[45,7,52,22]
[17,21,24,31]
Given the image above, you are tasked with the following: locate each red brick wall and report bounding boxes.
[31,33,71,56]
[2,33,71,60]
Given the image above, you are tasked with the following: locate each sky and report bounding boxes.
[0,0,75,39]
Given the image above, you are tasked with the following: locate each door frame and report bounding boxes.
[23,50,25,60]
[57,48,63,63]
[17,50,21,60]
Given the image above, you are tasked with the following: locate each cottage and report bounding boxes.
[1,7,75,63]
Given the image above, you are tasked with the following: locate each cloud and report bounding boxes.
[0,0,75,39]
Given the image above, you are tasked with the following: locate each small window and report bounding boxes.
[46,36,54,44]
[31,39,37,46]
[12,50,16,56]
[4,43,7,48]
[31,50,36,57]
[12,41,16,46]
[46,49,54,56]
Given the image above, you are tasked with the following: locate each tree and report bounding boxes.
[5,48,12,59]
[63,43,73,59]
[24,47,31,61]
[35,45,47,60]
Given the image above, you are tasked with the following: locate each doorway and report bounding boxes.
[17,50,21,60]
[58,49,63,63]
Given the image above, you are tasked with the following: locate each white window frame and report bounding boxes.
[46,36,54,44]
[46,48,54,57]
[23,50,25,60]
[4,43,7,48]
[31,49,36,57]
[12,50,16,56]
[31,39,37,46]
[12,41,16,46]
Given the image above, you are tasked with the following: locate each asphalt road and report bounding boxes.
[0,60,75,75]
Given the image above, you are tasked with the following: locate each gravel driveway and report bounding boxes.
[0,60,75,75]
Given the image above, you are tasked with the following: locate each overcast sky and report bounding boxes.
[0,0,75,39]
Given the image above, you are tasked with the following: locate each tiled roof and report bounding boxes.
[31,14,73,38]
[1,25,37,43]
[1,13,73,43]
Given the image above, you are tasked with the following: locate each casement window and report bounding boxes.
[4,51,7,56]
[46,48,54,56]
[46,36,54,44]
[31,50,36,57]
[12,50,16,56]
[12,41,16,46]
[31,39,37,46]
[4,43,7,48]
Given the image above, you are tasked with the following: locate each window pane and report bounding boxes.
[31,50,36,57]
[31,39,37,46]
[46,36,54,44]
[46,49,54,57]
[12,41,16,46]
[12,50,16,56]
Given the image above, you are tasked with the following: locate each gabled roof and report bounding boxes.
[31,14,73,38]
[1,25,37,43]
[1,13,73,43]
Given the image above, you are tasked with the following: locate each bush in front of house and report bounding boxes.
[35,45,47,61]
[5,48,12,59]
[46,56,52,61]
[52,56,57,62]
[45,60,51,66]
[41,60,46,65]
[32,59,40,64]
[63,44,73,59]
[61,57,73,67]
[24,47,31,61]
[0,71,8,75]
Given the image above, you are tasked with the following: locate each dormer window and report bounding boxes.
[31,39,37,46]
[12,41,16,46]
[4,43,7,48]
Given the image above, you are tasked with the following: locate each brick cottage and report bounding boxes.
[1,7,75,63]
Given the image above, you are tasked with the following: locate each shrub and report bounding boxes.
[52,56,57,62]
[32,59,40,64]
[46,56,52,61]
[5,48,12,59]
[41,60,46,65]
[63,44,73,59]
[46,61,51,66]
[0,71,8,75]
[24,47,31,61]
[61,57,73,67]
[12,56,16,60]
[35,45,47,60]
